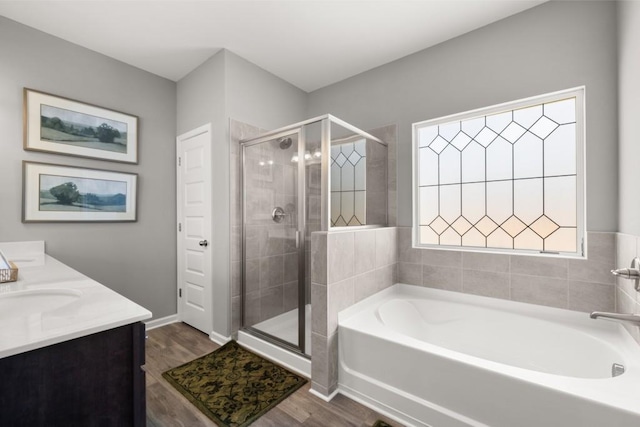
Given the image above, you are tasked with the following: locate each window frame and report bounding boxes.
[411,87,586,258]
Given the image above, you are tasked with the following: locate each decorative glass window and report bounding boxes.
[412,87,585,257]
[331,139,366,226]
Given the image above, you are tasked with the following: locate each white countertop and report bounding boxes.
[0,241,152,359]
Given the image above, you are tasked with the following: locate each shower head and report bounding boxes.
[278,137,293,150]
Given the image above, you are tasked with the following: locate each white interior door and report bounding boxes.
[177,124,212,334]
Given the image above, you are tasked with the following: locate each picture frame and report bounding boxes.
[23,161,138,223]
[24,88,138,164]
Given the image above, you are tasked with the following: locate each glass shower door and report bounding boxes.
[241,129,306,353]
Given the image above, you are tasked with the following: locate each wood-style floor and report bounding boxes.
[145,322,402,427]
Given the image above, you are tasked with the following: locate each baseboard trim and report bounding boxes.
[209,330,232,345]
[144,314,179,330]
[309,387,340,402]
[237,330,311,377]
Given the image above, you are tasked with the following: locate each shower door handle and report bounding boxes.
[295,230,300,248]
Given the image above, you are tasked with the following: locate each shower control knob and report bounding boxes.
[199,240,208,247]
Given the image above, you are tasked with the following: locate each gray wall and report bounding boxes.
[618,1,640,236]
[308,1,618,232]
[176,49,307,337]
[616,1,640,343]
[0,17,177,319]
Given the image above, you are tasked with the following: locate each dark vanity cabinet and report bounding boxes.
[0,322,146,426]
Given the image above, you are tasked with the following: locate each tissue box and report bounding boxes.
[0,252,18,283]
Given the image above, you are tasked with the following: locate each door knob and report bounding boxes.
[199,240,208,247]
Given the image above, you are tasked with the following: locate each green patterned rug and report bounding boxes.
[162,340,307,427]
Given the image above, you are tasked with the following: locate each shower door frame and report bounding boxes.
[240,126,309,356]
[239,114,387,357]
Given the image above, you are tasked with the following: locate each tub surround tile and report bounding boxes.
[375,227,397,268]
[616,287,640,344]
[311,382,331,397]
[510,275,568,309]
[616,275,638,300]
[567,280,614,313]
[327,232,354,284]
[311,332,338,392]
[311,233,327,285]
[463,252,510,273]
[510,256,568,279]
[568,232,615,285]
[568,257,615,285]
[398,227,421,264]
[311,333,329,389]
[387,190,397,227]
[422,265,462,292]
[312,227,398,398]
[398,262,422,286]
[421,249,462,268]
[354,269,383,302]
[617,286,637,312]
[462,270,510,299]
[354,230,376,274]
[616,233,639,297]
[311,283,327,336]
[616,232,637,270]
[368,124,397,227]
[585,232,616,264]
[366,191,388,226]
[327,278,355,336]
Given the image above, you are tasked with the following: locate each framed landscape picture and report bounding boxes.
[23,162,137,222]
[24,88,138,164]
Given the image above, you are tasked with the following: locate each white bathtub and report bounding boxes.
[338,284,640,427]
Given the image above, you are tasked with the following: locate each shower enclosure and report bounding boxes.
[239,115,388,360]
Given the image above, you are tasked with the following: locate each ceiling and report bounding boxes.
[0,0,546,92]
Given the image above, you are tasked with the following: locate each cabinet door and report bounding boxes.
[0,322,146,427]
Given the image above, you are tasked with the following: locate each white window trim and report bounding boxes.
[411,86,586,259]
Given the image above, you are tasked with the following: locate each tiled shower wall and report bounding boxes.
[616,233,640,344]
[398,227,616,313]
[310,227,398,396]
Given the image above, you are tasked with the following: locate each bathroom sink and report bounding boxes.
[0,289,82,318]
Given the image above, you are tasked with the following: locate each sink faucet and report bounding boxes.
[590,311,640,325]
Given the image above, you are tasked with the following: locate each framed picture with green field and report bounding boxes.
[24,88,138,164]
[23,161,137,222]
